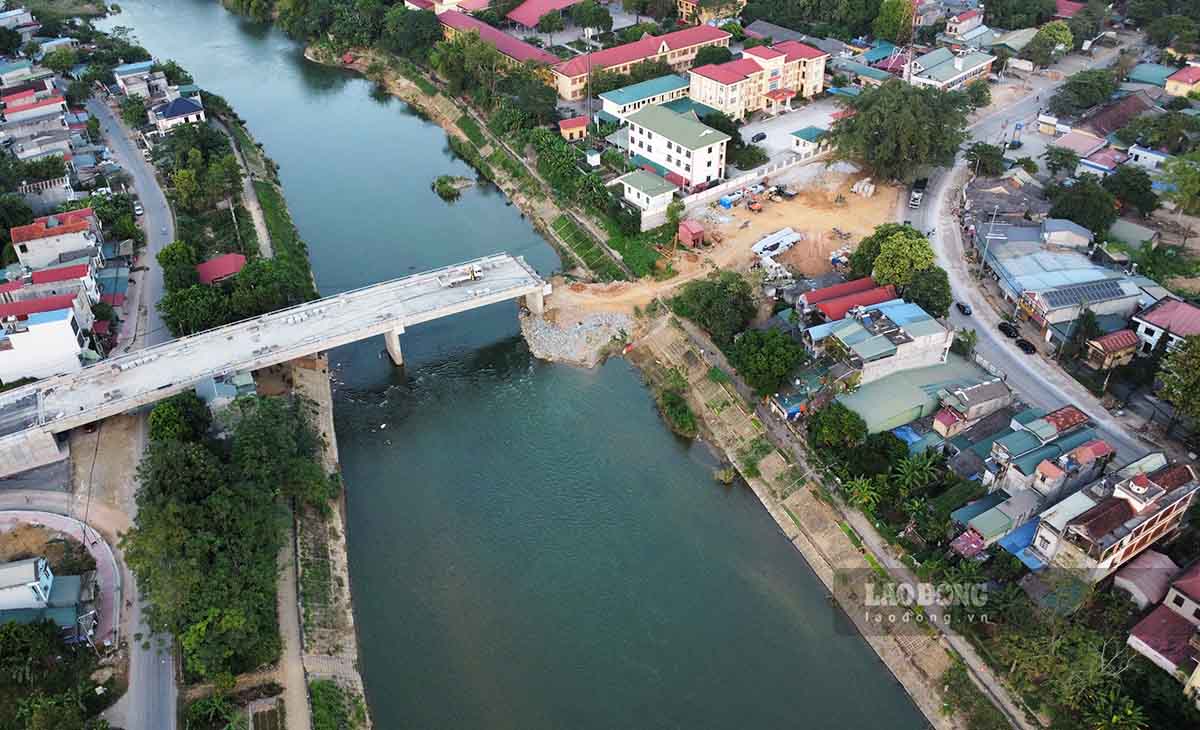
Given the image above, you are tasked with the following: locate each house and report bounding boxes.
[1127,560,1200,704]
[945,9,982,38]
[939,9,995,48]
[677,219,704,247]
[0,303,88,382]
[810,285,898,321]
[9,208,100,269]
[0,261,100,305]
[1081,90,1159,139]
[907,48,995,91]
[836,353,992,433]
[0,557,53,610]
[791,126,827,159]
[2,92,64,124]
[552,25,731,101]
[1109,217,1159,247]
[506,0,583,29]
[1018,279,1143,344]
[150,96,205,133]
[0,8,39,41]
[1115,551,1179,609]
[196,253,247,285]
[828,57,893,87]
[802,299,953,386]
[1053,0,1084,18]
[1050,129,1107,158]
[113,60,167,98]
[933,379,1014,438]
[597,74,690,124]
[438,11,558,70]
[1076,147,1128,177]
[623,105,729,189]
[1029,459,1199,582]
[558,115,588,142]
[1085,329,1138,370]
[988,27,1038,56]
[676,0,745,23]
[613,168,677,215]
[1127,63,1179,89]
[1166,66,1200,97]
[1131,299,1200,354]
[964,168,1051,219]
[1127,144,1172,171]
[0,59,36,87]
[1041,218,1094,248]
[195,371,257,408]
[688,41,828,121]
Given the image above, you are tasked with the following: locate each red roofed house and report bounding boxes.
[676,0,746,23]
[0,295,90,383]
[438,11,559,70]
[1132,299,1200,355]
[558,115,588,142]
[196,253,247,286]
[0,262,99,309]
[506,0,582,29]
[1085,329,1138,370]
[10,208,100,269]
[1127,561,1200,706]
[814,285,897,321]
[1053,0,1085,19]
[945,9,983,37]
[798,276,877,310]
[552,25,731,101]
[687,40,828,120]
[1166,66,1200,98]
[3,94,65,124]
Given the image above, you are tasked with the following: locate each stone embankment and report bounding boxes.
[520,311,633,368]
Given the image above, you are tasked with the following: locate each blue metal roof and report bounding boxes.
[997,518,1044,571]
[113,60,154,77]
[860,41,896,64]
[791,126,827,142]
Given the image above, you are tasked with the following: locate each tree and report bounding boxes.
[729,328,808,396]
[0,27,21,55]
[985,0,1056,28]
[171,168,203,212]
[571,0,613,32]
[828,80,968,181]
[1147,15,1198,51]
[148,391,213,443]
[666,198,684,230]
[694,45,733,66]
[670,271,755,347]
[807,401,868,451]
[20,39,38,58]
[157,240,199,292]
[1082,689,1148,730]
[381,7,442,56]
[872,228,935,287]
[966,142,1005,177]
[872,0,914,43]
[1163,151,1200,214]
[951,328,978,357]
[892,453,936,497]
[1043,146,1080,177]
[847,476,883,511]
[1023,20,1073,67]
[537,12,565,44]
[153,59,194,85]
[120,95,146,127]
[1159,336,1200,426]
[41,47,76,75]
[965,79,991,109]
[158,284,231,336]
[1101,165,1159,217]
[1049,175,1118,234]
[1064,307,1101,359]
[0,193,32,250]
[904,266,952,318]
[849,223,922,279]
[1048,69,1117,117]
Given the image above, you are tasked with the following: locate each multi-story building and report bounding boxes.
[597,74,690,124]
[0,8,40,42]
[802,299,953,386]
[1127,561,1200,709]
[1028,459,1200,582]
[676,0,745,24]
[688,40,828,120]
[1132,299,1200,354]
[2,92,64,124]
[438,10,558,70]
[0,261,99,305]
[932,378,1014,438]
[0,301,88,383]
[0,557,53,611]
[613,168,677,216]
[624,104,729,189]
[552,25,731,101]
[1166,66,1200,97]
[9,208,100,269]
[907,47,995,91]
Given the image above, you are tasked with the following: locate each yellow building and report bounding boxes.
[676,0,745,24]
[687,41,828,121]
[1166,66,1200,98]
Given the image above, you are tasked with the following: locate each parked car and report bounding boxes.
[748,183,765,195]
[133,203,144,216]
[751,132,767,143]
[998,322,1019,338]
[1015,338,1037,354]
[955,302,972,316]
[728,190,744,203]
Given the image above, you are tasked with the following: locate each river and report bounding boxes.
[100,3,927,727]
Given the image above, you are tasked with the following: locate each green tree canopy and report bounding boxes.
[872,228,935,287]
[807,401,868,451]
[872,0,914,43]
[41,47,76,74]
[1163,151,1200,214]
[1023,20,1073,67]
[965,79,991,109]
[729,328,808,396]
[1159,335,1200,425]
[694,45,733,66]
[904,266,952,318]
[1042,146,1080,177]
[966,142,1006,177]
[671,270,755,348]
[148,391,212,443]
[849,222,922,278]
[985,0,1055,28]
[1101,165,1159,218]
[119,95,146,127]
[157,240,199,292]
[828,80,968,181]
[1049,175,1118,234]
[158,284,231,336]
[381,7,442,56]
[1048,69,1117,117]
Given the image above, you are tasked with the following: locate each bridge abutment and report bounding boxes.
[384,325,405,366]
[524,288,546,316]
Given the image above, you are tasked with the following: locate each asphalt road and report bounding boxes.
[88,96,179,730]
[910,43,1149,463]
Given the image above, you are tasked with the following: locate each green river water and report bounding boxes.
[101,4,927,726]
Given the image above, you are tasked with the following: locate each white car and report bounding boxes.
[748,183,765,195]
[133,204,144,216]
[727,190,744,203]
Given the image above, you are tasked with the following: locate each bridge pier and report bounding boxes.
[524,289,545,316]
[384,325,405,366]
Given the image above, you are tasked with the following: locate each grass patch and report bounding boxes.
[393,57,438,96]
[486,148,538,196]
[737,436,774,479]
[596,214,666,278]
[838,521,863,549]
[457,114,486,147]
[551,214,625,281]
[309,679,367,730]
[706,365,731,384]
[940,661,1011,730]
[253,180,317,299]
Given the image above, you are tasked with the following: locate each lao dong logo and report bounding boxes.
[865,580,989,609]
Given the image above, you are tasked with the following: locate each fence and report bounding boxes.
[679,153,831,216]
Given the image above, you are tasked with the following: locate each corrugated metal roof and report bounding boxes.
[1041,279,1130,309]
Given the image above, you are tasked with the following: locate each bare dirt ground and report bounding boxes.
[547,172,900,319]
[0,523,95,571]
[68,413,142,518]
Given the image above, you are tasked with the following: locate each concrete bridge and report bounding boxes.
[0,253,549,478]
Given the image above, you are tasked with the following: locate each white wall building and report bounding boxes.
[150,96,205,134]
[624,105,730,189]
[1127,144,1172,172]
[0,306,86,383]
[1131,299,1200,354]
[0,557,54,611]
[9,208,100,269]
[598,74,690,124]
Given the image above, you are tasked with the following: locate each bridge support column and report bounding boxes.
[524,289,545,316]
[384,325,405,366]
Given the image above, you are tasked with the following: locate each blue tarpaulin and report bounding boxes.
[997,518,1045,571]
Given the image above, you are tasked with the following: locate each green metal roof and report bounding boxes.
[1012,428,1097,475]
[903,318,947,339]
[850,335,897,361]
[791,125,827,143]
[995,428,1040,456]
[661,97,721,120]
[915,50,995,83]
[625,105,730,151]
[599,74,689,106]
[618,169,677,197]
[837,354,989,433]
[1128,63,1176,87]
[971,507,1013,540]
[1025,418,1058,442]
[831,58,891,82]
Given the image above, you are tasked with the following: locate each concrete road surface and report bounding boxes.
[88,95,179,730]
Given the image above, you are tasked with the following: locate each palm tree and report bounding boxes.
[892,453,936,497]
[1082,689,1148,730]
[847,476,881,512]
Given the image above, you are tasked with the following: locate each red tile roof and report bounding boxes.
[405,0,434,8]
[458,0,489,9]
[196,253,247,285]
[1084,92,1155,137]
[0,293,76,319]
[951,8,980,21]
[558,115,588,130]
[692,58,762,85]
[815,285,897,321]
[1090,329,1138,353]
[10,208,95,245]
[935,408,963,427]
[0,280,22,294]
[439,11,559,66]
[1069,497,1134,542]
[1,88,34,105]
[802,276,877,305]
[1138,299,1200,338]
[30,263,89,284]
[743,45,784,60]
[1080,439,1114,460]
[1149,463,1196,490]
[1054,0,1084,17]
[3,94,64,116]
[554,25,730,77]
[1169,66,1200,85]
[1130,604,1198,668]
[507,0,582,28]
[774,40,827,61]
[1173,561,1200,602]
[1044,405,1088,433]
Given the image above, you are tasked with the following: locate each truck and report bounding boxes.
[908,178,928,209]
[440,264,483,288]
